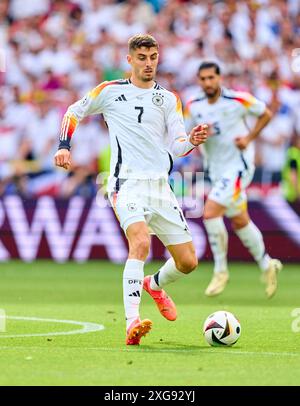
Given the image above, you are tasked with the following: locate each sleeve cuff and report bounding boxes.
[187,137,196,149]
[58,140,71,151]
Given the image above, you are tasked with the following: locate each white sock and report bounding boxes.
[150,258,185,291]
[123,259,144,330]
[203,217,228,274]
[234,221,271,271]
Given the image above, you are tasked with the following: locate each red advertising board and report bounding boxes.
[0,195,299,262]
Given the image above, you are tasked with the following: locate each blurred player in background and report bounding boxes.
[54,34,208,345]
[185,61,282,298]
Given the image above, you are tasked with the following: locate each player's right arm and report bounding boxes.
[230,90,273,150]
[54,82,109,169]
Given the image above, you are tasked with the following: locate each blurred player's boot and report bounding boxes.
[262,259,282,299]
[143,276,177,321]
[205,271,229,297]
[126,318,152,345]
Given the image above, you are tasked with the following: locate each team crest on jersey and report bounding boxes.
[127,203,137,212]
[152,93,164,106]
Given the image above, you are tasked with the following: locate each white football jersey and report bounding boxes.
[59,79,195,190]
[185,87,266,180]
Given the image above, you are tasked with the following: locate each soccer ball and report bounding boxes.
[203,311,241,346]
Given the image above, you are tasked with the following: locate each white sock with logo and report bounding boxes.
[203,217,228,274]
[123,259,144,330]
[234,221,271,271]
[150,258,185,291]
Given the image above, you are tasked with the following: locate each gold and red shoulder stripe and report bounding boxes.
[223,92,257,109]
[89,79,129,99]
[171,91,183,115]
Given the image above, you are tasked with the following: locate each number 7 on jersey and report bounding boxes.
[135,106,144,123]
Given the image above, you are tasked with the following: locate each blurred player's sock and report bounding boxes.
[203,217,228,273]
[123,259,144,330]
[234,221,271,271]
[150,258,184,290]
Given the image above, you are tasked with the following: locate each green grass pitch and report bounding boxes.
[0,260,299,386]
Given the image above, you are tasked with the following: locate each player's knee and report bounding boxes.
[203,207,217,220]
[129,234,150,260]
[203,211,212,220]
[175,255,198,274]
[231,214,249,231]
[203,200,226,220]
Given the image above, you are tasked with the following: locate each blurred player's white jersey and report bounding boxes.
[60,79,195,191]
[185,87,266,181]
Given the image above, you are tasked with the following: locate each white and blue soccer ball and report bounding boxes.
[203,310,241,346]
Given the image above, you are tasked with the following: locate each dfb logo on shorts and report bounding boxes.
[127,203,137,212]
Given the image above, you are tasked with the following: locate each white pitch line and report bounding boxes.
[0,316,104,338]
[0,345,298,358]
[0,317,299,358]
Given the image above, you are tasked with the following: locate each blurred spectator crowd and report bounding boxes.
[1,0,300,201]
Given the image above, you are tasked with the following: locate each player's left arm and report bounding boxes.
[235,92,273,150]
[167,93,208,157]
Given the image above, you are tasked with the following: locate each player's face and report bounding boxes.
[127,47,159,82]
[198,68,221,98]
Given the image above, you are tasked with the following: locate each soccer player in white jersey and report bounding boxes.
[54,35,208,345]
[185,61,282,298]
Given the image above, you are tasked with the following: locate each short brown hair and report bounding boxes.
[198,61,221,75]
[128,34,159,52]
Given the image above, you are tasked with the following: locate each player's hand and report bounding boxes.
[54,149,71,170]
[189,124,208,146]
[235,136,250,150]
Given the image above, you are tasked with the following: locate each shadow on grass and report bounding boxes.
[124,341,245,354]
[133,341,211,352]
[156,341,207,349]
